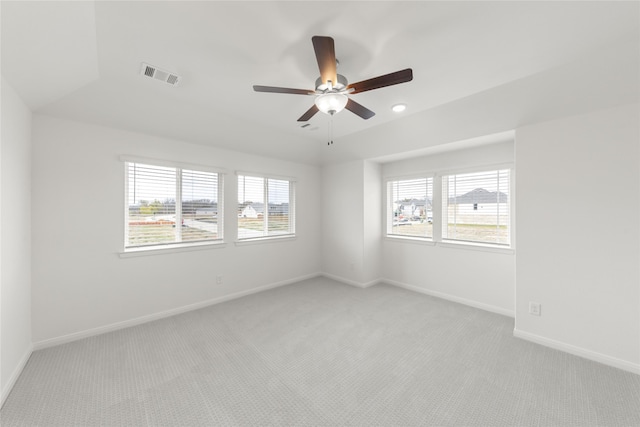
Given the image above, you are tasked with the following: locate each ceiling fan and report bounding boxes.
[253,36,413,122]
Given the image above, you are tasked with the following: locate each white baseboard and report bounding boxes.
[33,272,322,351]
[513,328,640,375]
[1,345,33,409]
[382,278,515,318]
[27,272,639,380]
[320,272,380,289]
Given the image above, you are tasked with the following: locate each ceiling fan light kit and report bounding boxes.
[253,35,413,123]
[315,92,348,115]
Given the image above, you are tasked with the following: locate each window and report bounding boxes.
[442,169,510,245]
[386,177,433,238]
[385,167,512,248]
[125,161,223,249]
[237,174,295,240]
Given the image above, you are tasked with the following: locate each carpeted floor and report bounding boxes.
[2,277,639,426]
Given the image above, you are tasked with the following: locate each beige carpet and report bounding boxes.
[2,277,639,426]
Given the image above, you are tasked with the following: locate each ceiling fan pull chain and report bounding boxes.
[327,116,334,146]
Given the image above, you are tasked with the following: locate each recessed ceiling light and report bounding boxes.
[392,104,407,113]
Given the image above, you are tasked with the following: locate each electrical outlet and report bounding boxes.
[216,275,223,285]
[529,302,541,316]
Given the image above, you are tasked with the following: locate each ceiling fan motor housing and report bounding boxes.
[315,74,348,92]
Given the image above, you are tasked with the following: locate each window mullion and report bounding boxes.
[496,170,500,243]
[263,178,269,236]
[176,168,183,242]
[433,175,442,243]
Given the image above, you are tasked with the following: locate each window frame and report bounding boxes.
[384,164,514,251]
[441,166,512,248]
[385,174,435,241]
[236,171,296,243]
[121,156,226,254]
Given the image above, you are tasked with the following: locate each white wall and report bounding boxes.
[31,115,321,345]
[320,160,382,286]
[320,36,638,166]
[363,161,382,284]
[515,103,640,372]
[1,76,32,404]
[380,142,516,316]
[321,161,365,284]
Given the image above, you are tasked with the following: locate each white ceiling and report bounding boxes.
[2,1,639,165]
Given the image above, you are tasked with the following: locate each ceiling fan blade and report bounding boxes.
[345,98,375,120]
[347,68,413,94]
[312,36,338,87]
[253,85,314,95]
[297,104,319,122]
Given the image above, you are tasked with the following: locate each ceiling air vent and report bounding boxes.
[140,63,180,86]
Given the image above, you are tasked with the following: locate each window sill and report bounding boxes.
[234,235,296,246]
[438,240,514,254]
[119,241,226,258]
[385,235,435,246]
[384,236,514,254]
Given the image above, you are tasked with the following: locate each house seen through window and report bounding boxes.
[386,168,511,247]
[237,174,295,240]
[387,177,433,238]
[442,169,510,245]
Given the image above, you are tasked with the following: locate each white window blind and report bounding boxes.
[387,177,433,238]
[125,162,222,249]
[238,175,295,240]
[442,169,510,245]
[181,169,221,243]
